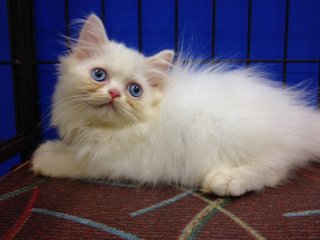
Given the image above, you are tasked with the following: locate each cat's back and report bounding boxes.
[163,63,305,118]
[158,63,309,147]
[162,64,280,122]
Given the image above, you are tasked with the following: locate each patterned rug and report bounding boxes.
[0,162,319,240]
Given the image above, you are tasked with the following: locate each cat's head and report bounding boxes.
[55,14,174,129]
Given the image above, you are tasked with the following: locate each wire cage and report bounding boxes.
[0,0,320,175]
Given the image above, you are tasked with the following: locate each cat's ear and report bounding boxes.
[75,14,109,60]
[146,50,174,90]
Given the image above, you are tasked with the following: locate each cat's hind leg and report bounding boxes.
[32,140,87,178]
[201,164,287,196]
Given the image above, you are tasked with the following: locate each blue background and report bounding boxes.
[1,0,320,175]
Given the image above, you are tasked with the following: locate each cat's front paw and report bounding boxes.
[201,168,247,197]
[32,141,72,177]
[32,141,58,177]
[32,141,86,178]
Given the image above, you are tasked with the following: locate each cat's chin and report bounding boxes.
[87,104,136,127]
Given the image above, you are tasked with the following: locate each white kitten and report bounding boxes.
[32,14,320,196]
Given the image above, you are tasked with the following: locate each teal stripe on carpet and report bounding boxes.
[130,190,195,217]
[0,179,48,201]
[32,208,141,240]
[283,209,320,217]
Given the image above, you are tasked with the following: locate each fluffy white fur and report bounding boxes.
[32,14,320,196]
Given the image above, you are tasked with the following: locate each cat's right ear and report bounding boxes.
[74,14,109,60]
[146,50,175,90]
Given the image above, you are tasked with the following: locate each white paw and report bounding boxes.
[202,168,247,197]
[32,158,51,176]
[32,141,86,178]
[31,141,65,177]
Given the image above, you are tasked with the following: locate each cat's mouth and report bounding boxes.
[106,102,116,111]
[95,101,117,112]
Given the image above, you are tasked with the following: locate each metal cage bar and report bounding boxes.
[101,0,105,24]
[174,0,179,52]
[64,0,71,49]
[0,0,40,163]
[282,0,290,86]
[138,0,142,52]
[246,0,252,65]
[211,0,216,59]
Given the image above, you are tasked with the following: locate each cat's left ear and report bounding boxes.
[74,14,109,60]
[146,50,174,90]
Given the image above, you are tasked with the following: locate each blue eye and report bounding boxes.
[91,68,107,82]
[128,83,143,97]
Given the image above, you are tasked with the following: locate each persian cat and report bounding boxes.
[32,14,320,196]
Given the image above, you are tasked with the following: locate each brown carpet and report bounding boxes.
[0,162,319,239]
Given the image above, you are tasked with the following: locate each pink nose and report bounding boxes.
[108,88,121,99]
